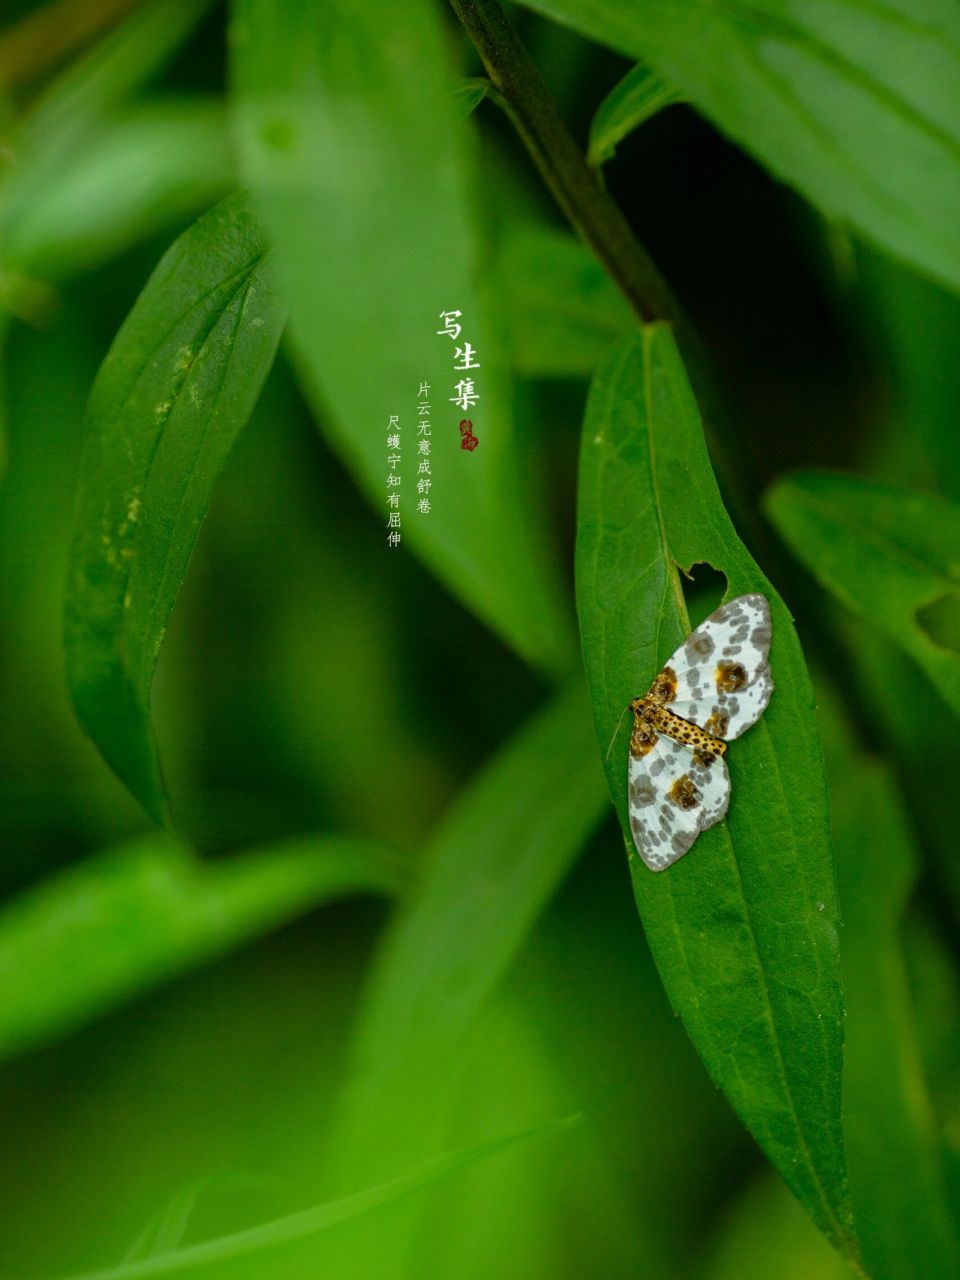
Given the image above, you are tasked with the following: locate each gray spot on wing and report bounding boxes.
[685,632,715,662]
[630,780,656,807]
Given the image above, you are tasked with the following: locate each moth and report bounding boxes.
[626,593,774,871]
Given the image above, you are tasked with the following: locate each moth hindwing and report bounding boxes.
[626,593,774,871]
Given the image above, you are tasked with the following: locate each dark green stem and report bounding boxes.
[448,0,681,327]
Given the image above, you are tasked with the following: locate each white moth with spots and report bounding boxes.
[626,593,774,871]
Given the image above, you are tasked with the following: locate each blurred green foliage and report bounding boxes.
[1,1,959,1278]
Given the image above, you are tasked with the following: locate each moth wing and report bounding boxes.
[627,736,730,872]
[656,593,774,740]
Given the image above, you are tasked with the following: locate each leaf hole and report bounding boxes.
[916,593,960,657]
[679,561,728,627]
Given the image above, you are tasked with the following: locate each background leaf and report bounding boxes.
[54,1116,580,1280]
[0,99,234,284]
[229,0,575,674]
[0,0,215,463]
[321,682,607,1275]
[818,688,960,1279]
[64,192,285,826]
[856,247,960,504]
[8,0,212,144]
[575,327,855,1258]
[765,470,960,717]
[519,0,960,294]
[0,831,405,1061]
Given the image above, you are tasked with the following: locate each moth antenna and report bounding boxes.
[605,703,631,762]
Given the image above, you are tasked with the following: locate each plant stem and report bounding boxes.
[449,0,796,605]
[448,0,681,328]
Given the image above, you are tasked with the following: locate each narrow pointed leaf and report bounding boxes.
[122,1183,205,1264]
[54,1116,581,1280]
[766,470,960,718]
[575,327,856,1258]
[520,0,960,294]
[322,681,606,1278]
[0,832,405,1061]
[328,682,606,1187]
[230,0,574,674]
[588,63,683,166]
[64,193,285,825]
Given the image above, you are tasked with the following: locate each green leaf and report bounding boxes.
[575,327,855,1259]
[588,62,683,166]
[52,1115,581,1280]
[64,193,285,826]
[817,690,960,1279]
[0,831,405,1061]
[765,470,960,718]
[0,100,234,283]
[320,681,606,1278]
[518,0,960,294]
[491,224,633,377]
[0,0,214,465]
[327,682,606,1183]
[230,0,575,675]
[15,0,213,145]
